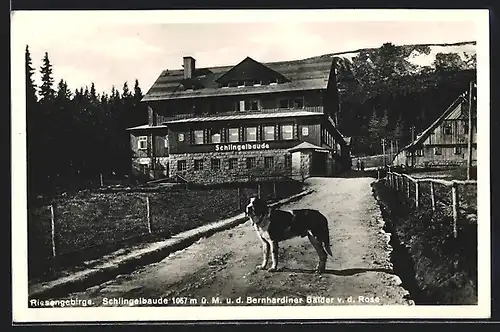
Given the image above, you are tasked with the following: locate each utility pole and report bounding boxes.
[381,138,386,166]
[467,81,474,180]
[390,139,394,164]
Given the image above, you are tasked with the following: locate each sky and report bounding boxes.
[12,10,484,97]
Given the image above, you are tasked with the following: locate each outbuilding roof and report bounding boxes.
[287,142,331,153]
[126,124,169,131]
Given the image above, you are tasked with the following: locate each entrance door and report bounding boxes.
[291,151,301,178]
[311,152,327,176]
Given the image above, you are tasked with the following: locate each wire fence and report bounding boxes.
[28,178,304,279]
[383,171,477,238]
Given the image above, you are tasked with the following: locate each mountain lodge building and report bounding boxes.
[127,55,351,184]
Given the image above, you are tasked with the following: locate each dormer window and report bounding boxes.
[237,81,245,88]
[279,99,290,109]
[270,78,278,85]
[253,80,262,86]
[293,97,304,108]
[246,100,259,111]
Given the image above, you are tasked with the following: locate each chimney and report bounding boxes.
[183,56,196,79]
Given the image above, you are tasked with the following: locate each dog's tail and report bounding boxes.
[322,236,333,257]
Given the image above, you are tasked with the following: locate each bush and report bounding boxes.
[372,180,477,304]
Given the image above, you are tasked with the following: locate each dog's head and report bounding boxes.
[245,197,268,223]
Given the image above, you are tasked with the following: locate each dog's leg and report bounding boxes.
[307,232,327,273]
[268,240,279,272]
[257,237,270,270]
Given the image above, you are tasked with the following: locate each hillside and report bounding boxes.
[315,41,477,156]
[330,41,476,69]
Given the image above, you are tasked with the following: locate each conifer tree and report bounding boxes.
[25,45,38,106]
[133,79,142,100]
[39,52,55,102]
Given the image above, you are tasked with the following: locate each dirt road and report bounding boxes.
[65,177,412,306]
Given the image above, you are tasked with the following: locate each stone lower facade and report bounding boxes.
[132,157,169,179]
[169,149,293,184]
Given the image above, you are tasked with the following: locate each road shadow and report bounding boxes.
[330,170,378,179]
[281,267,396,276]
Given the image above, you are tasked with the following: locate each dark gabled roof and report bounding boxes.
[406,95,466,150]
[142,55,334,102]
[215,56,289,84]
[401,81,476,152]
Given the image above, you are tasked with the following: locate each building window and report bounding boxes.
[245,127,257,142]
[178,133,184,142]
[444,125,452,135]
[434,147,442,155]
[211,158,220,170]
[285,154,292,168]
[177,160,187,171]
[264,156,274,169]
[246,100,259,111]
[228,158,238,170]
[210,129,221,143]
[193,130,204,144]
[293,97,304,108]
[263,126,275,141]
[228,128,239,143]
[281,124,294,140]
[301,126,309,136]
[246,157,257,169]
[463,122,469,134]
[137,136,147,150]
[194,159,204,171]
[416,149,424,156]
[164,135,169,148]
[454,146,463,155]
[139,163,148,174]
[279,99,289,108]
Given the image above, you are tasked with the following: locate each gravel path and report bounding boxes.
[63,177,412,307]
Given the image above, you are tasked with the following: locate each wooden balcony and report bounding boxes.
[159,106,324,123]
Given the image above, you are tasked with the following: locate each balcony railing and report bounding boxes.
[159,106,324,123]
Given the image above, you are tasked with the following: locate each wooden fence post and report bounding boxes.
[146,197,152,234]
[99,173,104,187]
[452,182,458,238]
[406,177,410,198]
[49,205,56,257]
[415,180,420,208]
[430,181,436,212]
[237,186,241,210]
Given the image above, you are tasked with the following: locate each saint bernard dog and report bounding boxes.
[245,196,333,273]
